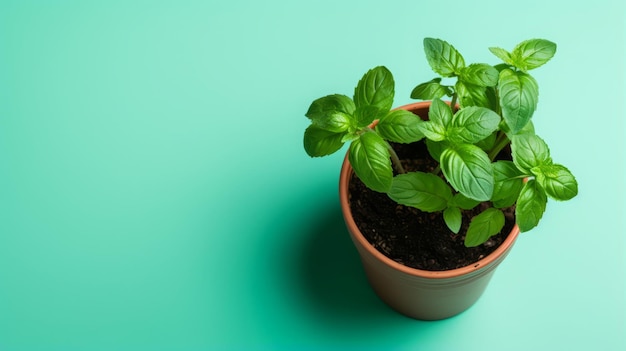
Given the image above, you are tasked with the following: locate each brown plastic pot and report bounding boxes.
[339,101,520,320]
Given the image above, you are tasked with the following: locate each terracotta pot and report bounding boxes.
[339,101,520,320]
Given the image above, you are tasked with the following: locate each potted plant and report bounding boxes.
[303,38,578,320]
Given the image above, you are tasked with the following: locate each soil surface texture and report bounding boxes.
[348,141,515,271]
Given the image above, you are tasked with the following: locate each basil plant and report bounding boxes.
[304,38,578,247]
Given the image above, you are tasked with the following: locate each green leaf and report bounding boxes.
[410,78,450,100]
[511,134,552,173]
[349,132,393,193]
[341,133,359,143]
[494,63,513,72]
[492,198,514,210]
[354,66,395,111]
[376,109,425,143]
[428,98,454,126]
[388,172,452,212]
[492,161,525,208]
[533,163,578,201]
[418,99,452,142]
[303,125,345,157]
[444,207,462,234]
[426,139,446,162]
[449,193,480,210]
[498,69,539,134]
[440,144,494,201]
[455,80,493,108]
[501,119,535,137]
[423,38,465,77]
[448,106,501,144]
[465,208,505,247]
[516,179,548,232]
[475,131,497,152]
[489,47,514,66]
[306,94,356,120]
[484,86,498,109]
[515,120,535,136]
[305,94,356,133]
[354,105,384,128]
[459,63,499,87]
[418,122,447,142]
[313,112,353,133]
[511,39,557,71]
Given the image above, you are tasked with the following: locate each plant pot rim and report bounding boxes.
[339,100,520,280]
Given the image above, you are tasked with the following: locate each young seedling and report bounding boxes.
[304,38,578,247]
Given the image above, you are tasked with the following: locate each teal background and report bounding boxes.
[1,0,624,349]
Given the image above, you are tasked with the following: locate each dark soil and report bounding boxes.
[348,140,515,271]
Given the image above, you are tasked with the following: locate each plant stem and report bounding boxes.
[386,142,406,174]
[450,93,458,113]
[488,131,510,161]
[494,88,502,116]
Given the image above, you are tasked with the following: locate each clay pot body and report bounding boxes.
[339,101,520,320]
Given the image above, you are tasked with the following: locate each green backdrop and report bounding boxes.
[1,0,624,349]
